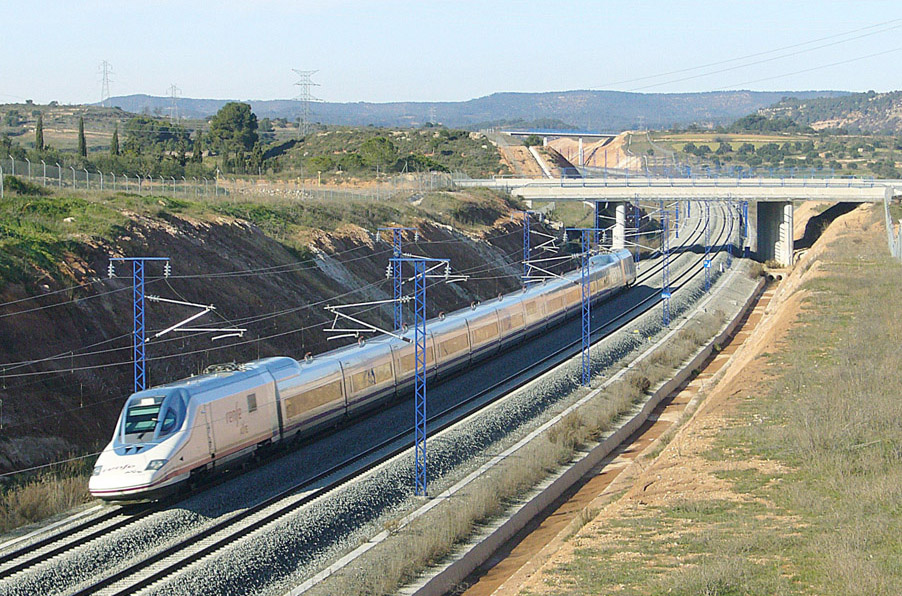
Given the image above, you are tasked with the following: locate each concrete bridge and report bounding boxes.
[456,176,900,267]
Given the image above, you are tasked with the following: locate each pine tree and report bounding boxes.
[35,112,44,151]
[77,117,87,157]
[110,124,119,156]
[193,130,203,163]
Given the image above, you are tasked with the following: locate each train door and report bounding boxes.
[201,404,216,460]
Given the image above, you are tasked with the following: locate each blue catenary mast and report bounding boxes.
[566,228,600,386]
[523,211,531,283]
[595,201,604,247]
[660,201,671,326]
[109,257,170,392]
[378,227,417,331]
[633,199,641,263]
[580,231,591,386]
[412,258,427,496]
[704,202,712,292]
[388,254,454,496]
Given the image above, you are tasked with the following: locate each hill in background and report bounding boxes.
[99,89,846,131]
[755,90,902,134]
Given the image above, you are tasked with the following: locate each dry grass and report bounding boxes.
[308,294,730,595]
[0,460,92,534]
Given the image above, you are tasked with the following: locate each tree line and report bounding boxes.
[2,101,264,179]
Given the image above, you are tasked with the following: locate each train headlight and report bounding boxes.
[145,459,167,471]
[92,465,102,476]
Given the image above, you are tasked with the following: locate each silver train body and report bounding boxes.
[89,250,636,500]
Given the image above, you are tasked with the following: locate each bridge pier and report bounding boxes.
[756,201,793,266]
[578,137,584,168]
[613,203,626,249]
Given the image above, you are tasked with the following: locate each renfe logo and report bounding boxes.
[226,405,249,436]
[226,406,243,426]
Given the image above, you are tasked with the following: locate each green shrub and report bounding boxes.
[3,175,51,196]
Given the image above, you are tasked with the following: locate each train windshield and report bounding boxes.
[122,396,165,443]
[120,392,186,443]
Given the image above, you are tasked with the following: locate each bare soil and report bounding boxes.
[547,133,634,170]
[497,146,546,178]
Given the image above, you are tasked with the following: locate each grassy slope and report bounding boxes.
[529,207,902,595]
[0,186,516,289]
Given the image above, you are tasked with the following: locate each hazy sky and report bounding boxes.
[2,1,900,104]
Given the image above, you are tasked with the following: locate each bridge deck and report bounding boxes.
[457,177,896,203]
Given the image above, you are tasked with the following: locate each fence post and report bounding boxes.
[1,164,4,198]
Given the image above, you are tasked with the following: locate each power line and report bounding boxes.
[716,46,902,91]
[167,83,181,124]
[596,17,902,91]
[626,22,902,92]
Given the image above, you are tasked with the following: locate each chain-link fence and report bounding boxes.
[0,155,454,202]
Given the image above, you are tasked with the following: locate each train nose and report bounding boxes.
[88,458,168,499]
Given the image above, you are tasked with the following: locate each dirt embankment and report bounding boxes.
[0,211,556,473]
[497,145,546,178]
[547,133,636,170]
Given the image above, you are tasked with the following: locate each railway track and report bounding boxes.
[1,201,732,595]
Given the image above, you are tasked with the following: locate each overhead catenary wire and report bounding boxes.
[0,249,538,437]
[0,225,531,370]
[620,20,902,92]
[0,240,532,378]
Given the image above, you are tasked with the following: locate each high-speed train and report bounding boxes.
[89,249,636,500]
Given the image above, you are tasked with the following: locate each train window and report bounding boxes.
[350,362,393,393]
[525,301,538,316]
[565,287,580,305]
[471,321,499,345]
[509,311,524,329]
[286,380,342,418]
[400,347,434,374]
[247,393,257,413]
[439,333,468,358]
[547,295,564,313]
[159,409,178,434]
[156,393,186,440]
